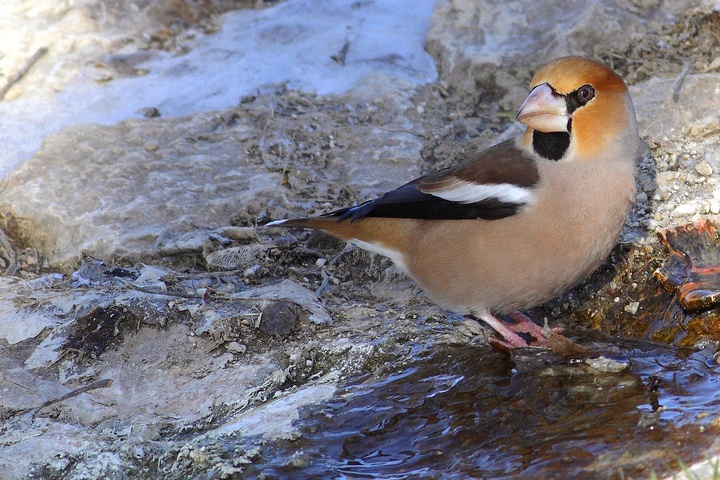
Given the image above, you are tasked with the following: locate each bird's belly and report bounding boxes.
[404,207,629,315]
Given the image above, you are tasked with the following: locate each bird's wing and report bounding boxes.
[328,139,540,222]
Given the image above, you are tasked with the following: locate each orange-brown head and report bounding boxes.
[517,56,637,161]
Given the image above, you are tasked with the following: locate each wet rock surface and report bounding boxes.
[655,220,720,313]
[1,0,720,478]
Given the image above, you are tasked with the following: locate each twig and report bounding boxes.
[130,284,204,299]
[671,60,692,103]
[0,47,48,100]
[331,40,350,65]
[9,379,113,418]
[168,269,245,280]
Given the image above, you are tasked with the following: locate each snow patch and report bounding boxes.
[0,0,437,176]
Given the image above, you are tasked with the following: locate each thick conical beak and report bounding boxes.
[516,83,569,133]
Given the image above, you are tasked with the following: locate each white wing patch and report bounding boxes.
[427,180,535,205]
[350,239,409,273]
[264,219,289,227]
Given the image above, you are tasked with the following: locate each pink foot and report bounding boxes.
[476,311,585,355]
[475,311,531,348]
[506,311,563,338]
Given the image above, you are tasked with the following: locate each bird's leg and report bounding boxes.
[476,311,562,349]
[478,311,589,356]
[476,311,530,348]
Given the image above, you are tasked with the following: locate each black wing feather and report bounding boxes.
[324,139,539,223]
[327,179,523,222]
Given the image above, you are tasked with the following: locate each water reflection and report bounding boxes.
[247,338,720,479]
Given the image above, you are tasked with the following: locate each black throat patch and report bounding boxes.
[532,130,570,161]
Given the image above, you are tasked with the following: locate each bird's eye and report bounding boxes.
[576,85,595,104]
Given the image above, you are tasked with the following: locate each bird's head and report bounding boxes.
[516,56,637,161]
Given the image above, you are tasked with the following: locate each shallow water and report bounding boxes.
[243,335,720,479]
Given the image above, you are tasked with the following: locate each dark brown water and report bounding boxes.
[241,336,720,479]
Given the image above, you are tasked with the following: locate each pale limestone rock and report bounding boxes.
[632,73,720,136]
[0,76,424,267]
[426,0,711,91]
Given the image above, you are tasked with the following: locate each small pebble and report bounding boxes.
[695,161,713,177]
[462,318,483,336]
[139,107,161,118]
[316,258,327,267]
[219,226,259,242]
[672,203,697,217]
[226,342,247,354]
[585,356,628,373]
[286,453,312,468]
[274,235,299,249]
[624,302,640,315]
[243,265,261,277]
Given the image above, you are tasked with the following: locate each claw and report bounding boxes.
[477,310,589,356]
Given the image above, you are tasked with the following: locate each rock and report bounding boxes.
[204,245,270,270]
[0,286,59,345]
[0,77,426,268]
[672,203,698,217]
[632,73,720,136]
[585,356,629,373]
[232,279,332,325]
[624,302,640,315]
[226,342,247,354]
[460,318,484,336]
[258,301,300,336]
[426,0,709,93]
[695,161,713,177]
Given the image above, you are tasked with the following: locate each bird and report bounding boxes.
[265,56,640,349]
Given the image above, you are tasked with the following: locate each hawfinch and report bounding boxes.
[266,56,640,348]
